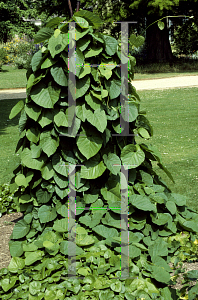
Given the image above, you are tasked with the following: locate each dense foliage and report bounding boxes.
[1,10,198,300]
[0,183,19,218]
[173,18,198,55]
[0,0,48,43]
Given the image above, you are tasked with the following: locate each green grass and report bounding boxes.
[135,87,198,211]
[134,71,198,80]
[0,99,21,186]
[0,65,27,89]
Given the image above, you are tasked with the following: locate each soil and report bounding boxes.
[0,212,198,293]
[0,212,23,269]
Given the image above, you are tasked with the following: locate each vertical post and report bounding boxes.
[120,165,129,278]
[68,22,76,137]
[68,164,76,277]
[112,21,137,139]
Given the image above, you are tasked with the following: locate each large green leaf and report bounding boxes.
[55,185,68,199]
[98,66,112,80]
[26,127,40,143]
[21,148,45,170]
[75,27,90,41]
[85,93,102,110]
[53,218,68,232]
[151,265,170,284]
[38,109,54,128]
[46,17,66,28]
[129,194,156,211]
[39,131,59,157]
[34,27,54,43]
[148,238,168,257]
[84,45,103,58]
[92,225,119,239]
[77,36,91,52]
[9,100,24,119]
[81,159,106,179]
[41,161,54,180]
[86,108,107,133]
[25,251,44,266]
[54,110,68,127]
[79,211,106,228]
[51,65,68,86]
[74,10,103,29]
[76,75,90,99]
[166,201,177,215]
[12,220,30,239]
[101,35,118,56]
[121,101,138,123]
[73,16,89,28]
[25,102,42,121]
[31,50,43,72]
[48,33,68,58]
[31,82,61,109]
[129,34,145,48]
[9,241,24,257]
[8,257,25,273]
[36,188,52,204]
[101,211,121,229]
[60,241,84,256]
[103,153,121,175]
[54,173,68,189]
[41,56,58,69]
[104,79,121,100]
[114,245,141,259]
[1,277,17,292]
[15,174,28,187]
[78,65,91,79]
[38,205,57,223]
[52,153,69,177]
[151,213,172,226]
[121,144,145,170]
[77,128,103,160]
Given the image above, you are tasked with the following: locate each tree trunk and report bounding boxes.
[146,15,173,63]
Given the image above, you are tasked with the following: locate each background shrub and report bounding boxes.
[1,37,42,69]
[0,48,7,70]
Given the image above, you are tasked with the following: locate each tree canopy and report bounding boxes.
[0,0,47,42]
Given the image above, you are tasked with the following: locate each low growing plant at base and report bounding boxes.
[0,183,19,217]
[1,11,198,300]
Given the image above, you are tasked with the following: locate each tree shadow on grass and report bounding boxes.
[0,69,9,73]
[0,99,23,136]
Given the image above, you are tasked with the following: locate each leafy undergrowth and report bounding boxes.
[0,183,19,218]
[1,10,198,300]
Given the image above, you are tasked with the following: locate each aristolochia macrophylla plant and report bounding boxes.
[1,10,198,300]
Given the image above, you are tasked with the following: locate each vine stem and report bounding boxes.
[144,15,194,32]
[68,0,73,18]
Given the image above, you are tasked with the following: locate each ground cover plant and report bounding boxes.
[1,10,198,300]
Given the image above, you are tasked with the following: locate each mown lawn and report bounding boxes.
[0,87,198,211]
[135,87,198,211]
[0,65,27,89]
[134,71,198,80]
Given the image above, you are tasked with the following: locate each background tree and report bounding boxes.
[78,0,198,63]
[0,0,47,43]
